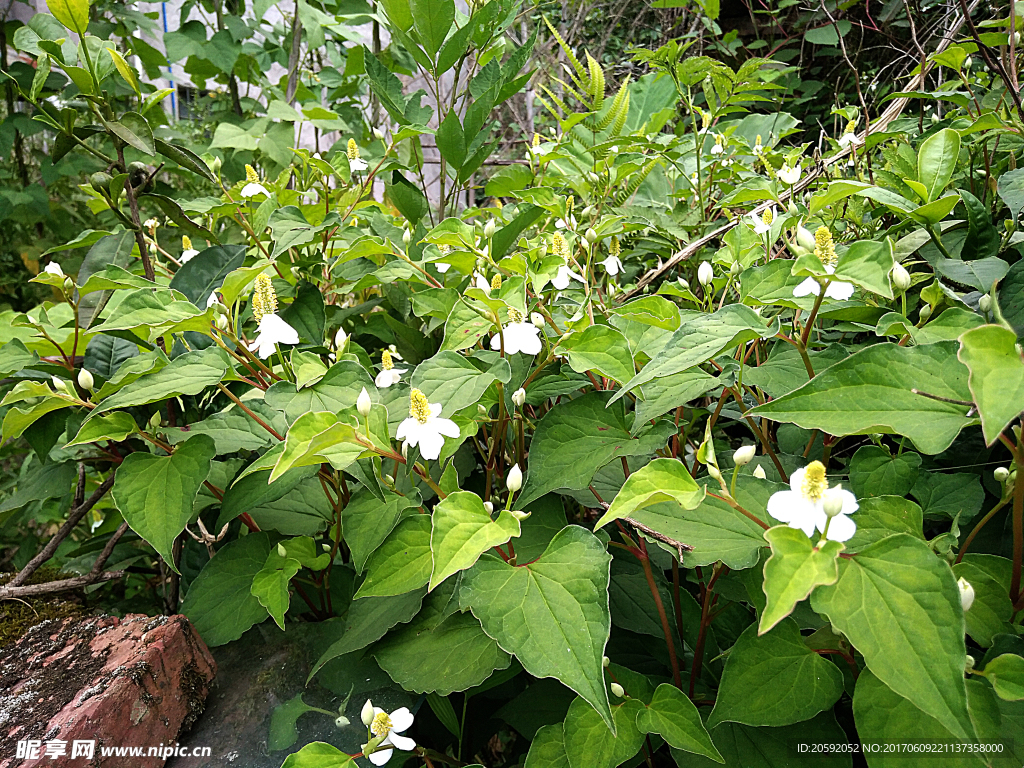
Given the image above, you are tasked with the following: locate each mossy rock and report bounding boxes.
[0,568,87,648]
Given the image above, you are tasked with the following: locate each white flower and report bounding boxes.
[44,262,65,277]
[249,313,299,359]
[778,163,801,186]
[245,312,298,358]
[958,577,975,611]
[767,461,858,542]
[491,308,542,355]
[892,262,911,292]
[349,157,369,172]
[473,272,491,293]
[365,705,416,766]
[512,387,526,407]
[610,682,625,698]
[600,254,624,275]
[747,207,775,236]
[77,368,94,392]
[793,265,855,301]
[556,214,577,230]
[397,389,460,461]
[552,264,586,290]
[838,131,859,148]
[435,261,451,274]
[374,349,406,388]
[752,464,767,480]
[531,312,545,328]
[335,327,348,349]
[698,262,714,286]
[241,180,270,198]
[710,136,724,155]
[180,248,199,264]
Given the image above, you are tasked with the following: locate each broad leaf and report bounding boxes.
[709,619,844,728]
[517,392,676,507]
[637,683,723,762]
[848,445,922,498]
[562,697,645,768]
[111,434,216,571]
[460,526,614,728]
[411,351,511,417]
[594,458,704,530]
[982,654,1024,701]
[524,723,569,768]
[280,743,355,768]
[811,533,975,739]
[430,490,521,589]
[751,342,975,454]
[355,515,433,598]
[958,324,1024,446]
[759,526,843,634]
[557,325,636,385]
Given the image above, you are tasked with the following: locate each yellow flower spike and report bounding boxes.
[182,235,192,251]
[491,274,502,291]
[382,349,394,371]
[507,307,523,323]
[800,460,829,502]
[347,138,359,160]
[532,133,541,148]
[845,119,857,134]
[251,274,277,321]
[566,196,574,216]
[245,164,259,183]
[610,236,621,258]
[761,208,773,227]
[370,711,393,738]
[551,233,568,259]
[409,388,431,424]
[814,227,837,267]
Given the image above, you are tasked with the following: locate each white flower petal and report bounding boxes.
[388,733,416,752]
[180,249,199,264]
[417,428,446,460]
[368,747,393,766]
[349,157,369,171]
[788,466,806,494]
[389,708,414,732]
[429,403,443,418]
[396,417,417,442]
[825,280,855,300]
[793,276,821,297]
[435,262,451,273]
[376,369,395,387]
[766,490,801,523]
[433,417,461,439]
[825,513,857,542]
[552,267,571,291]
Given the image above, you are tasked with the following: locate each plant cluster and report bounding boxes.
[0,0,1023,766]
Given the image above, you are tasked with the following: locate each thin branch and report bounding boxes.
[0,571,125,599]
[5,474,116,590]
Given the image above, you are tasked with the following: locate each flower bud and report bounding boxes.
[484,219,497,238]
[335,716,350,728]
[581,206,593,218]
[585,228,598,244]
[602,656,610,668]
[402,229,412,246]
[677,278,689,290]
[822,490,844,519]
[610,682,625,698]
[483,501,494,514]
[965,654,976,673]
[707,465,723,482]
[531,312,545,328]
[335,327,348,349]
[796,226,816,252]
[510,509,531,521]
[149,411,162,429]
[892,262,911,293]
[401,441,409,459]
[512,388,526,407]
[733,445,756,466]
[373,127,385,141]
[77,368,94,392]
[698,262,714,286]
[995,466,1010,482]
[919,304,932,321]
[730,261,743,276]
[361,700,375,727]
[384,474,395,485]
[752,464,767,480]
[357,387,372,417]
[215,314,229,331]
[63,277,75,294]
[278,543,288,557]
[51,376,68,394]
[979,294,992,313]
[507,463,523,493]
[958,577,975,611]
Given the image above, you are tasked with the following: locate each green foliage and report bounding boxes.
[1,2,1022,766]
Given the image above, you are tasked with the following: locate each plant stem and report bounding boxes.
[638,539,683,689]
[956,498,1009,564]
[1011,427,1023,603]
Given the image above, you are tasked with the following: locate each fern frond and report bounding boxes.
[543,16,588,85]
[613,158,658,206]
[586,53,605,110]
[595,77,630,132]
